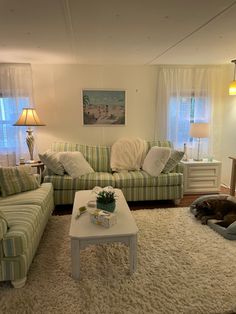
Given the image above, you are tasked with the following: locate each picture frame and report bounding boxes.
[82,89,126,126]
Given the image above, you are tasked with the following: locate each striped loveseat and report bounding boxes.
[43,140,183,206]
[0,183,54,288]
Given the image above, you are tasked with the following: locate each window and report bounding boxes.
[168,92,210,151]
[0,97,29,152]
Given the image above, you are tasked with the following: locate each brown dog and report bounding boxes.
[194,198,236,227]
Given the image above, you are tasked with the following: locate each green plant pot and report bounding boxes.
[96,201,116,213]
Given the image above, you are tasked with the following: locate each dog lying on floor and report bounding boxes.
[195,198,236,227]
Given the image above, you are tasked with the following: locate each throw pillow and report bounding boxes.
[0,165,40,197]
[59,152,94,178]
[111,137,148,172]
[39,151,65,175]
[142,146,171,176]
[162,150,184,173]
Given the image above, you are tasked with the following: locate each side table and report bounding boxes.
[181,159,222,194]
[17,161,45,175]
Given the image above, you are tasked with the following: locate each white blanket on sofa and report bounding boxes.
[110,137,147,172]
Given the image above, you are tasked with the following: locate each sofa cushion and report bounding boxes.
[39,151,65,175]
[162,150,184,174]
[0,183,53,211]
[44,172,115,190]
[142,147,171,176]
[113,170,183,188]
[59,152,94,178]
[0,204,42,257]
[0,165,40,197]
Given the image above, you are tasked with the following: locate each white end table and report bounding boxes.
[69,189,139,280]
[181,159,222,194]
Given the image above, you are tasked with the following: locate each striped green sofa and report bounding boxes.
[0,183,54,288]
[43,141,183,206]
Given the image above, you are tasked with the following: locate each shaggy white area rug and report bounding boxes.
[1,208,236,314]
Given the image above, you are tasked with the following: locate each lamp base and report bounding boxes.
[26,160,37,164]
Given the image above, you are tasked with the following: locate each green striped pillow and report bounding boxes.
[39,151,65,175]
[162,150,184,173]
[0,165,40,197]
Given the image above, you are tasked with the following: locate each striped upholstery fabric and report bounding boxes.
[54,190,76,205]
[0,183,54,282]
[121,185,183,202]
[162,150,184,173]
[44,172,115,190]
[0,166,39,197]
[1,204,42,257]
[39,151,65,175]
[51,142,111,172]
[44,140,183,205]
[172,162,184,173]
[0,183,53,209]
[51,142,78,152]
[0,212,8,240]
[53,184,183,205]
[146,140,173,150]
[113,171,182,188]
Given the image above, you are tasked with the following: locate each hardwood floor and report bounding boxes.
[53,186,231,215]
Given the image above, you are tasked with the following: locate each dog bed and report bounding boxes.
[190,194,236,240]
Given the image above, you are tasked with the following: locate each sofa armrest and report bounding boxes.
[34,173,41,185]
[0,216,8,241]
[171,162,184,173]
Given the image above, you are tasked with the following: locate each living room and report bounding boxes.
[1,1,236,313]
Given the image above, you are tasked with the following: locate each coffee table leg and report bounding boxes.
[71,238,80,280]
[129,234,137,274]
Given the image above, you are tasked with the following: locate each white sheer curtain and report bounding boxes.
[0,63,34,166]
[155,65,224,160]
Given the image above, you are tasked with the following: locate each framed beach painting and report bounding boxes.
[82,89,126,126]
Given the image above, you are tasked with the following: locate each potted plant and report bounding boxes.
[96,189,116,213]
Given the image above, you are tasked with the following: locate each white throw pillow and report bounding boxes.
[59,152,94,178]
[111,137,147,172]
[142,146,171,176]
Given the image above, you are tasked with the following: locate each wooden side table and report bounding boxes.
[229,157,236,196]
[29,162,45,175]
[18,161,44,175]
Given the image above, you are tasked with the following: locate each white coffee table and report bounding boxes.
[69,189,139,280]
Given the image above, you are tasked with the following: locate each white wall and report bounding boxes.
[31,63,236,188]
[32,64,157,152]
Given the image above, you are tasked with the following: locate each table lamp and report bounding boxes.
[14,108,45,163]
[190,123,209,161]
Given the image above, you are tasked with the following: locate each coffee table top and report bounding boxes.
[69,189,138,239]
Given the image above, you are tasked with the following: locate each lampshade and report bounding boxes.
[229,59,236,95]
[190,123,209,138]
[229,80,236,95]
[14,108,45,126]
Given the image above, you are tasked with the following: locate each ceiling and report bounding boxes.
[1,0,236,65]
